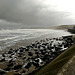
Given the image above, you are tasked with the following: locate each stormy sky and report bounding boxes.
[0,0,75,27]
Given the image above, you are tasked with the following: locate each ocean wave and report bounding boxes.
[0,29,71,50]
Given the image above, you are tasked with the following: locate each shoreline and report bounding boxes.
[0,29,72,53]
[0,28,74,75]
[0,34,74,75]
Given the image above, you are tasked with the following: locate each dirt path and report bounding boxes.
[58,55,75,75]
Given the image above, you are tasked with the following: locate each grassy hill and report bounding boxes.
[33,44,75,75]
[55,25,75,30]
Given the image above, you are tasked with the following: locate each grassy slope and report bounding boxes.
[34,44,75,75]
[54,25,75,30]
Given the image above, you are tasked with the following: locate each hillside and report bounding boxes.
[51,25,74,30]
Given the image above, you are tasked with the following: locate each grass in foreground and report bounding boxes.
[33,44,75,75]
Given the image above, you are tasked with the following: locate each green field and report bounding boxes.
[33,44,75,75]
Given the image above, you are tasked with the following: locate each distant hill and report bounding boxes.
[53,25,75,30]
[0,24,75,29]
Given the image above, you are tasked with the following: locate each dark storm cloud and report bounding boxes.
[0,0,75,26]
[0,0,41,25]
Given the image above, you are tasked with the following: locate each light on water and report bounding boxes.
[0,29,71,50]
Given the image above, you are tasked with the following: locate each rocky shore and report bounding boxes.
[0,35,74,75]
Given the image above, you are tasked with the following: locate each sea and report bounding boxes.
[0,29,72,50]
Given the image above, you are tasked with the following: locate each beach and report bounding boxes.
[0,29,74,75]
[0,29,71,51]
[0,29,72,55]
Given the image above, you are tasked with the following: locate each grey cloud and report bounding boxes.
[0,0,75,27]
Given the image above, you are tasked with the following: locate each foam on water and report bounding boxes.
[0,29,71,50]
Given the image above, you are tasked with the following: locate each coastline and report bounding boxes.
[0,29,72,53]
[0,28,74,75]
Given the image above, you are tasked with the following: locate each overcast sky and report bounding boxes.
[0,0,75,27]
